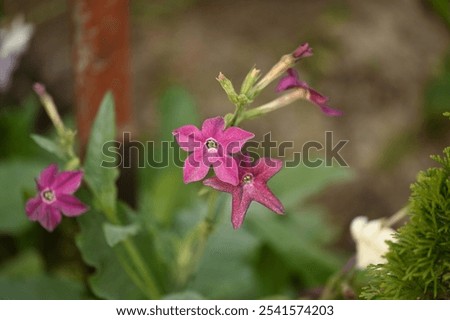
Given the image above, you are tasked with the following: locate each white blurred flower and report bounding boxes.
[350,216,395,269]
[0,15,34,92]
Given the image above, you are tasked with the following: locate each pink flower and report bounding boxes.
[203,157,284,229]
[173,117,254,186]
[25,164,88,232]
[276,68,342,116]
[293,43,313,59]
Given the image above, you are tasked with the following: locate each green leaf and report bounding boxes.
[83,91,119,217]
[0,275,85,299]
[0,96,41,159]
[0,249,44,277]
[76,206,145,299]
[270,164,352,208]
[247,208,344,288]
[103,222,140,247]
[158,86,200,141]
[190,218,261,299]
[0,160,46,234]
[163,291,204,300]
[31,134,65,159]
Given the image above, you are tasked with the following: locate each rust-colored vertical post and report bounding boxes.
[70,0,132,149]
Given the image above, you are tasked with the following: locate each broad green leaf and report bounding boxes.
[247,208,344,288]
[31,134,64,159]
[103,222,140,247]
[0,249,44,277]
[76,207,145,299]
[0,96,40,158]
[141,168,198,227]
[83,91,119,217]
[424,53,450,118]
[0,160,46,234]
[269,164,352,208]
[0,275,85,299]
[163,291,204,300]
[158,86,200,141]
[190,216,261,299]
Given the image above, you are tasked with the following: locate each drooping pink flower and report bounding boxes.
[276,68,342,116]
[173,117,254,186]
[25,164,88,232]
[203,157,284,229]
[293,43,313,59]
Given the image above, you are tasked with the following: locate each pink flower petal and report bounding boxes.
[220,127,254,154]
[172,124,204,151]
[318,104,343,116]
[293,43,313,59]
[183,151,210,184]
[251,157,283,181]
[213,156,239,186]
[276,68,309,92]
[38,205,62,232]
[203,176,235,193]
[308,88,328,105]
[251,181,285,215]
[25,196,43,220]
[231,189,251,229]
[201,117,225,139]
[37,163,58,190]
[53,171,84,195]
[55,194,89,217]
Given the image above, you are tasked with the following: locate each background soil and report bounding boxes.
[4,0,450,249]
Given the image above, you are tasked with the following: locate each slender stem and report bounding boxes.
[176,190,220,288]
[385,206,408,227]
[117,249,155,298]
[100,199,161,298]
[251,54,294,95]
[33,83,66,136]
[123,239,161,299]
[242,88,309,121]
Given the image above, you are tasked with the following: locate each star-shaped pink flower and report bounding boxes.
[25,164,88,232]
[276,68,342,116]
[203,157,284,229]
[173,117,254,186]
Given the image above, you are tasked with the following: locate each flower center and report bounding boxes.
[242,173,253,184]
[206,139,218,150]
[41,189,55,203]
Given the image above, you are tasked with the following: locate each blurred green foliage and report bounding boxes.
[426,0,450,27]
[424,52,450,135]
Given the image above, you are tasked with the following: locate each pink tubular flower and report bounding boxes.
[276,68,342,116]
[173,117,254,186]
[293,43,313,59]
[203,157,284,229]
[25,164,88,232]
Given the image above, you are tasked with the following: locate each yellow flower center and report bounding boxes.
[42,190,55,202]
[206,139,218,150]
[242,174,253,184]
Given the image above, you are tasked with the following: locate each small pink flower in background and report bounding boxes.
[277,68,342,116]
[293,43,313,59]
[173,117,254,186]
[204,157,284,229]
[25,164,88,232]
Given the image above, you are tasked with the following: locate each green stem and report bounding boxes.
[176,191,220,288]
[100,201,161,299]
[242,88,309,121]
[123,239,161,299]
